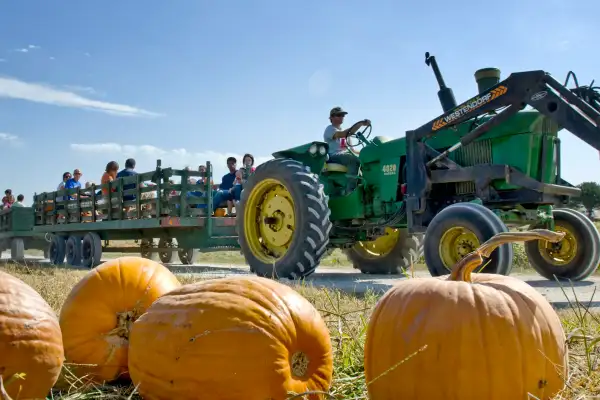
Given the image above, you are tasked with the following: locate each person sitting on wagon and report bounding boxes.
[64,169,85,200]
[189,165,212,209]
[12,194,25,207]
[2,189,15,209]
[101,161,119,196]
[211,156,238,216]
[117,158,138,214]
[232,153,255,204]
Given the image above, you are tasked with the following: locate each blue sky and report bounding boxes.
[0,0,598,202]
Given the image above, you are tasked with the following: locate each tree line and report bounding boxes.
[567,181,600,219]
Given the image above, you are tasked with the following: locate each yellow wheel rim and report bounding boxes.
[354,227,400,258]
[243,178,295,264]
[439,226,480,271]
[537,223,578,266]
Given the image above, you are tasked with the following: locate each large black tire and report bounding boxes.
[49,235,66,265]
[178,248,196,265]
[140,239,156,260]
[66,236,82,266]
[344,228,424,274]
[82,232,103,268]
[525,208,600,281]
[237,158,332,280]
[158,238,174,263]
[423,202,513,277]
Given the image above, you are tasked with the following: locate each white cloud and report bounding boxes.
[63,85,99,96]
[13,45,40,53]
[0,76,161,117]
[0,132,18,142]
[49,56,55,61]
[70,143,272,180]
[0,132,22,147]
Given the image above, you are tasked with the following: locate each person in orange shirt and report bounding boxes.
[101,161,119,196]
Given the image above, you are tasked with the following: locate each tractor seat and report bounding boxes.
[322,163,348,173]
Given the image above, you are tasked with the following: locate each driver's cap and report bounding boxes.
[330,106,348,117]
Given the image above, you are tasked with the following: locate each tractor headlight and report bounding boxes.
[309,144,318,155]
[319,146,327,156]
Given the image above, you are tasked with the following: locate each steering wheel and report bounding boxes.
[345,120,372,156]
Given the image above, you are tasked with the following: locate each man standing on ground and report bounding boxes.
[323,106,370,192]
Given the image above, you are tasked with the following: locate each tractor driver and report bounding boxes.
[323,106,370,192]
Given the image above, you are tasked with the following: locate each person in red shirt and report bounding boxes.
[2,189,15,209]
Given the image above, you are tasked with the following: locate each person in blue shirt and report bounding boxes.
[64,169,84,200]
[212,157,238,216]
[117,158,138,202]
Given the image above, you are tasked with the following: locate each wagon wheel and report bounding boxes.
[158,238,174,263]
[140,239,156,260]
[178,248,196,265]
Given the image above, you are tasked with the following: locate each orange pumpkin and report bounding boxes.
[128,276,333,400]
[0,270,64,399]
[214,207,226,217]
[364,229,569,400]
[59,256,180,384]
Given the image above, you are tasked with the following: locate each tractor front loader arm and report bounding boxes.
[404,70,600,232]
[413,70,600,150]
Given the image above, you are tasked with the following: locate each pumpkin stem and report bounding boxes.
[290,351,310,379]
[106,311,136,339]
[449,229,566,282]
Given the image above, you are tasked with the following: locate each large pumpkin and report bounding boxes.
[364,229,569,400]
[59,256,180,384]
[0,270,64,399]
[128,276,334,400]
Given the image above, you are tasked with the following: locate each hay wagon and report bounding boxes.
[26,160,239,268]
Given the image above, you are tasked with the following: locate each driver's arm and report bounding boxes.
[331,120,368,139]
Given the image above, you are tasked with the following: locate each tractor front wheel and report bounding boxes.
[237,158,332,279]
[344,228,423,274]
[423,202,513,277]
[525,208,600,281]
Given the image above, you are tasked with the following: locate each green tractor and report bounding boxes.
[237,52,600,281]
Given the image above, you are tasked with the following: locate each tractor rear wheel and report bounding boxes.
[524,208,600,281]
[423,202,513,277]
[344,228,423,274]
[237,158,332,279]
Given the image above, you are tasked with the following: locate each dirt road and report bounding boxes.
[3,253,599,310]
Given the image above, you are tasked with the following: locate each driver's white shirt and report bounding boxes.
[323,124,347,155]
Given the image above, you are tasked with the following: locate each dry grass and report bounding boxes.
[1,262,599,399]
